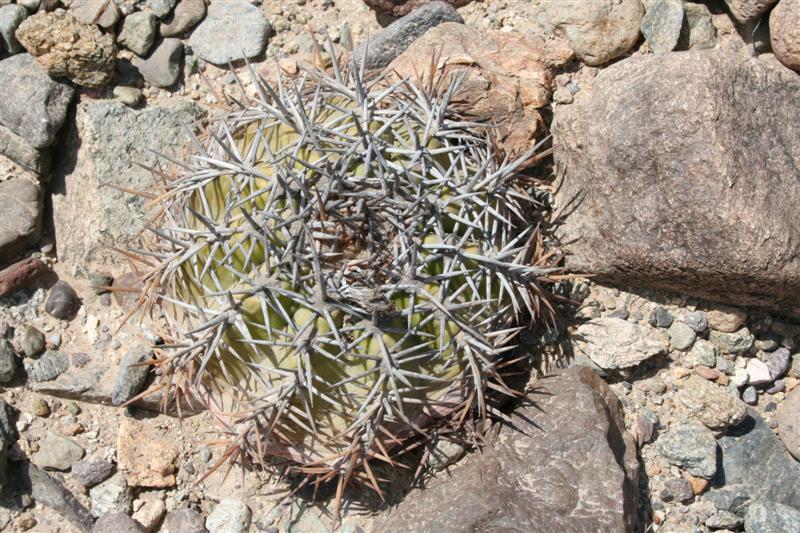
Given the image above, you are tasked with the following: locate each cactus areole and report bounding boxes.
[136,55,558,497]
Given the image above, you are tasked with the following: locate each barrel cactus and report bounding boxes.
[134,52,558,500]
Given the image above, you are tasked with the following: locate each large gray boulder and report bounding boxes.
[552,50,800,317]
[51,101,201,277]
[375,367,640,532]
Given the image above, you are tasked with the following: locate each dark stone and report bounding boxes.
[640,0,684,54]
[374,368,640,532]
[91,512,142,533]
[552,50,800,317]
[0,339,15,383]
[71,461,114,488]
[111,344,153,406]
[0,124,51,177]
[353,1,463,69]
[0,54,74,149]
[708,410,800,510]
[0,400,15,492]
[162,508,208,533]
[23,350,69,382]
[45,281,80,321]
[0,178,42,260]
[18,462,95,532]
[765,348,791,380]
[132,38,183,88]
[160,0,206,37]
[21,325,45,357]
[648,306,673,328]
[363,0,473,18]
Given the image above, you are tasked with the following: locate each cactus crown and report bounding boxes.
[134,50,558,504]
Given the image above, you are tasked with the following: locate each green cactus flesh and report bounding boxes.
[140,61,555,485]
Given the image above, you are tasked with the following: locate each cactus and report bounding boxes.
[133,51,559,502]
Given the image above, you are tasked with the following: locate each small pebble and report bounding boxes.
[695,365,720,381]
[32,398,50,417]
[767,379,785,394]
[649,306,674,328]
[742,385,758,405]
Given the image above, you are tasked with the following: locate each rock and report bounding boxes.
[92,512,143,533]
[162,508,208,533]
[70,0,120,29]
[695,365,721,381]
[723,0,779,22]
[52,101,200,276]
[118,12,157,56]
[742,385,758,404]
[117,418,177,487]
[71,460,114,488]
[20,463,94,531]
[189,2,270,65]
[656,421,717,478]
[708,307,747,333]
[669,321,697,351]
[777,387,800,459]
[16,10,116,88]
[682,311,709,333]
[160,0,206,37]
[660,477,694,503]
[0,339,15,382]
[706,510,743,530]
[0,124,50,177]
[112,345,153,406]
[206,499,252,533]
[541,0,643,66]
[20,325,45,357]
[375,367,640,532]
[771,0,800,71]
[679,2,717,51]
[552,51,800,317]
[747,358,773,386]
[132,38,183,88]
[363,0,471,17]
[0,400,13,491]
[23,350,68,382]
[145,0,176,19]
[676,375,747,431]
[31,398,49,417]
[0,53,74,149]
[573,317,668,370]
[0,178,41,260]
[744,500,800,532]
[353,1,463,69]
[112,86,143,107]
[44,281,80,320]
[689,339,717,368]
[709,410,800,510]
[0,258,51,298]
[32,431,85,471]
[384,22,572,166]
[641,0,684,54]
[89,472,132,517]
[766,347,792,381]
[710,328,754,355]
[0,4,28,54]
[649,306,674,328]
[131,496,165,532]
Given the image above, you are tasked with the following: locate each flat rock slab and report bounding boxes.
[574,317,668,370]
[375,367,640,532]
[51,101,200,277]
[553,50,800,317]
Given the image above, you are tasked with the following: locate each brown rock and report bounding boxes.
[723,0,778,22]
[375,368,640,532]
[695,365,721,381]
[16,10,116,88]
[0,258,51,297]
[685,473,710,495]
[777,387,800,460]
[707,306,747,333]
[770,0,800,71]
[552,50,800,317]
[69,0,120,29]
[160,0,206,37]
[117,418,178,488]
[384,22,572,166]
[363,0,471,18]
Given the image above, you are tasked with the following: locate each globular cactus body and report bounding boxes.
[136,55,556,496]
